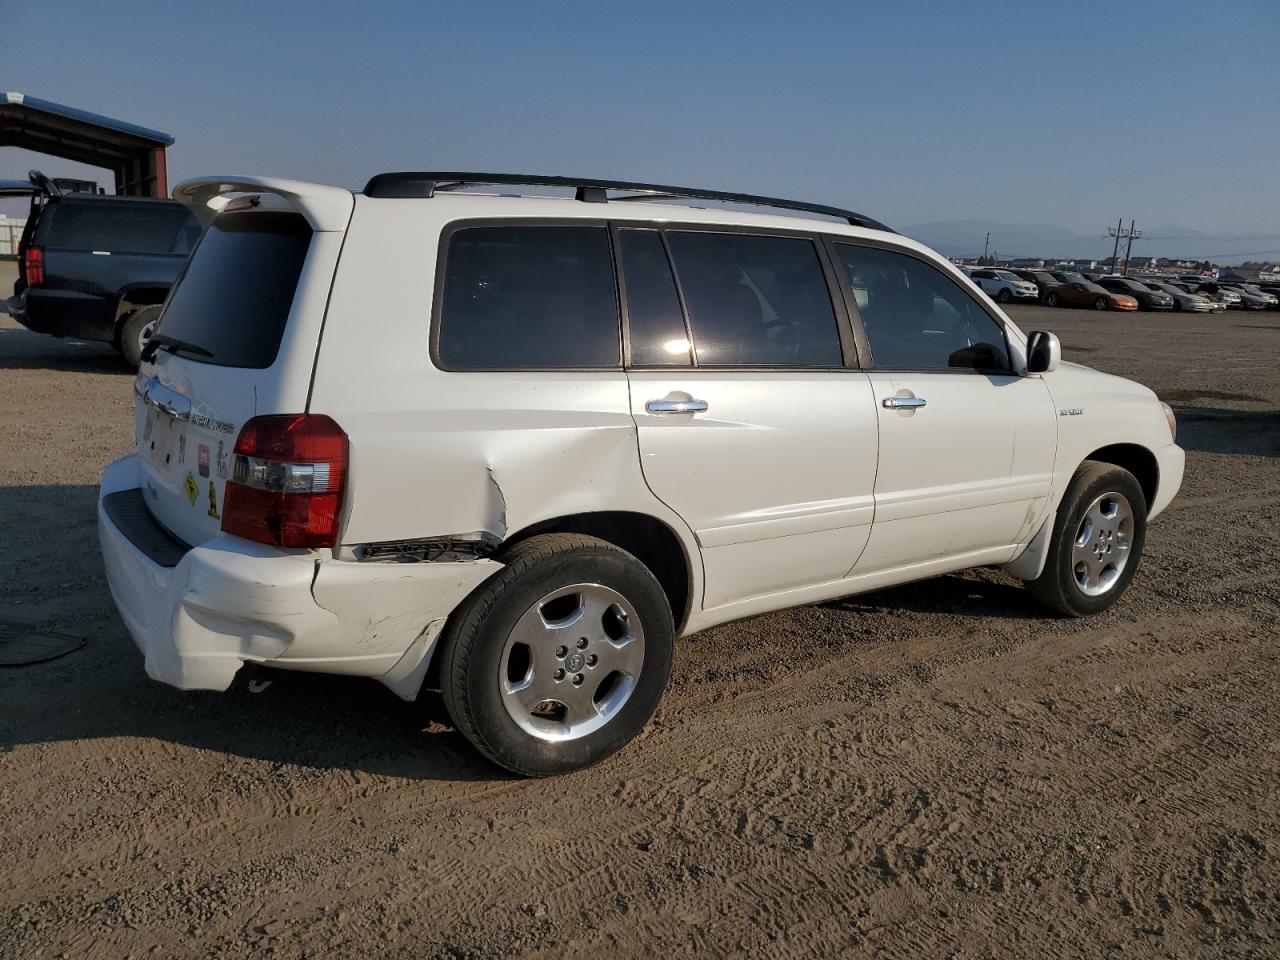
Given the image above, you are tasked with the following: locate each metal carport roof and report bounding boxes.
[0,92,173,197]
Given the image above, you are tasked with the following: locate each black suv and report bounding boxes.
[8,172,201,366]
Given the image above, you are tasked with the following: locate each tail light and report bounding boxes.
[21,244,44,285]
[221,414,348,548]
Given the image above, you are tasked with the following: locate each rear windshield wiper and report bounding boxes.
[141,334,214,363]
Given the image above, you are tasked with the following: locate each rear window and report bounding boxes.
[44,200,199,255]
[436,225,621,369]
[154,212,312,368]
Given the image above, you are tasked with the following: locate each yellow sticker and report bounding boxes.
[207,480,221,520]
[184,472,198,505]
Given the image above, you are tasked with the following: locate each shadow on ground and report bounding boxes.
[0,482,507,784]
[1172,405,1280,458]
[0,327,130,374]
[821,571,1039,620]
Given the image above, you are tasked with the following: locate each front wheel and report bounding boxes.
[1046,292,1059,307]
[1027,461,1147,617]
[1094,296,1110,311]
[997,288,1013,303]
[438,533,674,776]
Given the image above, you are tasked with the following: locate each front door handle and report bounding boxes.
[882,396,927,410]
[646,398,709,414]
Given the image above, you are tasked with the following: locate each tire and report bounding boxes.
[997,288,1012,303]
[1173,300,1182,312]
[438,533,674,776]
[1046,292,1059,307]
[1094,297,1110,311]
[1027,461,1148,617]
[118,305,162,368]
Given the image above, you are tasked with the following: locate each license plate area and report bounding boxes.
[144,405,182,470]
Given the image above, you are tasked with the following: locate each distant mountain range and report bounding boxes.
[902,219,1280,265]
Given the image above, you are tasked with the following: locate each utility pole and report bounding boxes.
[1107,219,1143,275]
[983,232,990,263]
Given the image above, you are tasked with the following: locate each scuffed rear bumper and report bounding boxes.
[97,455,497,697]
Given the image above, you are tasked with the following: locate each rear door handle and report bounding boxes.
[882,396,926,409]
[646,398,709,414]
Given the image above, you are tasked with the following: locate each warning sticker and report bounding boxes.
[184,472,199,505]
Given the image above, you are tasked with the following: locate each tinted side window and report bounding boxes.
[833,244,1011,372]
[45,200,197,254]
[438,226,620,369]
[155,212,311,369]
[617,229,691,366]
[664,232,841,367]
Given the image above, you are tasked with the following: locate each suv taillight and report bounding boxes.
[221,414,348,548]
[21,245,44,285]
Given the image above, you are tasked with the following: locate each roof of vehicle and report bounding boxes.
[172,174,922,255]
[362,171,894,232]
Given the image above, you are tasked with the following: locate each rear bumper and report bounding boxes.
[9,289,114,341]
[97,455,497,697]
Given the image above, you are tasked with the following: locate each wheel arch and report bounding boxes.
[1080,443,1158,514]
[113,285,169,340]
[497,511,694,635]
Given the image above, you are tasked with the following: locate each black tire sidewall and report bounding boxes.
[119,306,161,368]
[1040,465,1148,616]
[444,542,673,776]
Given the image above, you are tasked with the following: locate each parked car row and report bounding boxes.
[963,264,1279,312]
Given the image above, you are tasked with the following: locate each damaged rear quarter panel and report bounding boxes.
[305,199,701,580]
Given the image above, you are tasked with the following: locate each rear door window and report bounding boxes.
[154,211,312,368]
[663,231,842,367]
[44,200,198,255]
[436,225,620,369]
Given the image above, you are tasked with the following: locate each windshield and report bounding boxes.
[993,270,1020,281]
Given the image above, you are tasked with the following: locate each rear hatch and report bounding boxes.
[136,181,353,547]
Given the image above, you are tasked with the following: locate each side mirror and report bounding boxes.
[1026,330,1061,374]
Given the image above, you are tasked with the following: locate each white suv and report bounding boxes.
[98,173,1184,776]
[967,268,1040,303]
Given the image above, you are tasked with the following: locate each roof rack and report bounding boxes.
[362,172,893,232]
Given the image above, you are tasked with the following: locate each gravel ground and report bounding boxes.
[1,277,1277,958]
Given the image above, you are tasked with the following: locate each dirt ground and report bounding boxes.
[1,272,1277,958]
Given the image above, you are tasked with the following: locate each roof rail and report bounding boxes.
[362,172,893,232]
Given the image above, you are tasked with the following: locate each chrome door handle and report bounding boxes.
[882,396,926,409]
[646,398,709,414]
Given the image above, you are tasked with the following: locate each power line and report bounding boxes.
[1108,219,1143,273]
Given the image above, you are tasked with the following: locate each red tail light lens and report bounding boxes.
[221,414,348,548]
[22,245,44,285]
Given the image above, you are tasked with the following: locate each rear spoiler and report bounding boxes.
[172,176,354,232]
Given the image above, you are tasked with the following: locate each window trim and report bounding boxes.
[429,217,626,373]
[822,235,1020,377]
[619,221,860,372]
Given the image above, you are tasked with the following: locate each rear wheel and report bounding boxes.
[997,288,1013,303]
[1094,296,1110,311]
[438,533,674,776]
[118,305,162,368]
[1028,461,1147,617]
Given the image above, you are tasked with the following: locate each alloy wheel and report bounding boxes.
[499,583,645,742]
[1070,492,1134,596]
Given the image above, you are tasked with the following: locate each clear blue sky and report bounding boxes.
[5,0,1278,243]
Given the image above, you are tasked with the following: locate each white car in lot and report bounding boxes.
[966,268,1040,303]
[98,173,1184,776]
